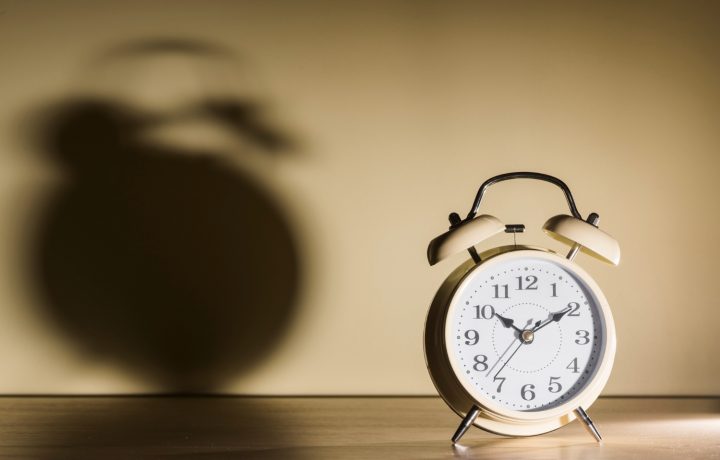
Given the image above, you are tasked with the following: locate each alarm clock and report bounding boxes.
[424,172,620,443]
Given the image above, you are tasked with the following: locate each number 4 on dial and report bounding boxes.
[567,358,580,373]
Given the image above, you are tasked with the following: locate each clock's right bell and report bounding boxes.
[542,214,621,265]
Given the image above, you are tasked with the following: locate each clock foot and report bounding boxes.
[451,405,480,444]
[574,406,602,443]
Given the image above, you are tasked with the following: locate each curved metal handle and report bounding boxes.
[466,172,583,220]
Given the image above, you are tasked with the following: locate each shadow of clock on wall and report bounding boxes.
[25,39,301,392]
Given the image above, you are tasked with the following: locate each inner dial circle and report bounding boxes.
[449,255,605,412]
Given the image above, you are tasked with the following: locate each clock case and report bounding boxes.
[425,246,616,437]
[423,172,620,442]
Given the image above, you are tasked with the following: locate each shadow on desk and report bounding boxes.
[11,397,303,459]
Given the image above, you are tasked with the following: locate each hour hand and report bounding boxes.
[494,313,523,333]
[533,305,573,332]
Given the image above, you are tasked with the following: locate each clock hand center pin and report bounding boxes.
[487,318,534,379]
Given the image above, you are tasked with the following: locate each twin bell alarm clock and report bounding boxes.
[424,172,620,443]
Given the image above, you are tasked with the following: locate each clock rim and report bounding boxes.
[424,245,616,436]
[446,248,612,419]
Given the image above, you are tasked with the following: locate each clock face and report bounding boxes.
[446,253,607,413]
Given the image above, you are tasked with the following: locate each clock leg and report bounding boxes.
[451,405,480,444]
[574,406,603,443]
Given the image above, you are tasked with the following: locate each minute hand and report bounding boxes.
[532,306,573,333]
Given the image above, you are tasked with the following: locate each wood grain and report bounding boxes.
[0,397,717,459]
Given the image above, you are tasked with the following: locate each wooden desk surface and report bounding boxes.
[0,397,717,459]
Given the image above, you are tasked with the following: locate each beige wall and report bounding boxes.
[0,0,718,395]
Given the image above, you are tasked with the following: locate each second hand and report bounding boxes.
[486,337,518,377]
[493,340,524,379]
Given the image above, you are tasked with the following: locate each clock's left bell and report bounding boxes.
[427,214,505,265]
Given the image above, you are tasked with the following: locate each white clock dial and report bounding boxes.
[447,255,606,412]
